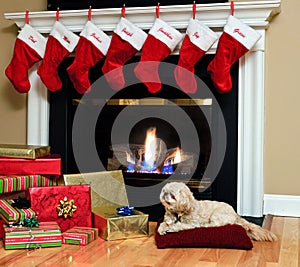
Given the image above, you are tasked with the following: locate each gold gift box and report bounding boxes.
[63,171,149,241]
[92,206,149,241]
[0,144,50,159]
[63,170,129,207]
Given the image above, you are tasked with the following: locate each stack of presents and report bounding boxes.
[0,144,149,249]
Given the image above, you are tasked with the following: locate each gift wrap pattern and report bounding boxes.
[0,199,36,225]
[62,226,98,245]
[3,221,62,249]
[27,185,92,232]
[0,144,50,159]
[0,175,57,194]
[0,155,61,175]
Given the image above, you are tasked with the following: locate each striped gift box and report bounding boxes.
[3,221,62,249]
[62,227,98,245]
[0,199,36,225]
[0,175,57,194]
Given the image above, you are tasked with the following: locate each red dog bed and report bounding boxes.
[155,219,253,250]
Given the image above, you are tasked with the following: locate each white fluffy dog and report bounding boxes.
[158,182,277,241]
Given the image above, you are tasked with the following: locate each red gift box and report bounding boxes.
[0,155,61,175]
[27,185,92,232]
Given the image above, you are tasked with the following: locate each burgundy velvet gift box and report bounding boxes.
[26,185,92,232]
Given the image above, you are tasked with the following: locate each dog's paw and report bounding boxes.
[158,222,169,235]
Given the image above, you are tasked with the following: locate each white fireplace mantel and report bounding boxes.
[4,1,281,217]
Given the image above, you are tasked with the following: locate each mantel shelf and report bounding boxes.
[4,1,281,33]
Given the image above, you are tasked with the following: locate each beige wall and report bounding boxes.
[264,0,300,195]
[0,1,47,144]
[0,1,299,196]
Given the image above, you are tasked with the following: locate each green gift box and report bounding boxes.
[0,199,36,225]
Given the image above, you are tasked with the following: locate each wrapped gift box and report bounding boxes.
[0,155,61,175]
[0,175,58,194]
[62,226,98,245]
[63,170,129,208]
[64,170,149,241]
[3,221,62,249]
[92,206,149,241]
[0,199,36,225]
[0,144,50,159]
[27,185,92,232]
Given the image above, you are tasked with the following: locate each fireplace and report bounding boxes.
[47,54,238,220]
[4,1,281,218]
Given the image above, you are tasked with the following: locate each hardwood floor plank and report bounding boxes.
[278,217,298,267]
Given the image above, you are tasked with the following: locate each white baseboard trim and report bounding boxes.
[264,194,300,217]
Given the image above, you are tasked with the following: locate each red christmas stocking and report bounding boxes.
[207,15,261,93]
[37,21,79,92]
[134,18,182,93]
[5,24,46,93]
[67,21,110,94]
[102,17,147,90]
[174,19,217,94]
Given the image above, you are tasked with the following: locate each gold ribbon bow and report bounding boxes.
[57,196,77,218]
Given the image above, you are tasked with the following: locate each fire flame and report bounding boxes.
[173,147,181,164]
[144,127,157,171]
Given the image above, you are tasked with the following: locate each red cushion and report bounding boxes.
[155,219,253,250]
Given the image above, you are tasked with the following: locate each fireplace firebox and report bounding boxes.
[49,54,238,220]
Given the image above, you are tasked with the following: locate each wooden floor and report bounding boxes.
[0,215,298,267]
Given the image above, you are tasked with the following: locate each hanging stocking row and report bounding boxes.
[5,2,261,94]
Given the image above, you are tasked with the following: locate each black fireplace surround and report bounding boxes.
[49,54,238,221]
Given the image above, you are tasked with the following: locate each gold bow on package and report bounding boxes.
[57,196,77,218]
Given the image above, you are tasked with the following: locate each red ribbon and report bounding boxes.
[122,4,126,18]
[56,8,60,21]
[25,10,29,24]
[156,3,160,18]
[230,1,234,16]
[193,2,196,20]
[88,6,92,21]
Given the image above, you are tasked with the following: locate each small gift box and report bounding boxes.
[0,175,58,194]
[92,206,149,241]
[0,199,36,225]
[26,185,92,232]
[62,226,98,245]
[63,171,149,241]
[0,155,61,175]
[0,144,50,159]
[3,221,62,249]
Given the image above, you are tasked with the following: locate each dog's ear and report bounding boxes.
[176,185,194,213]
